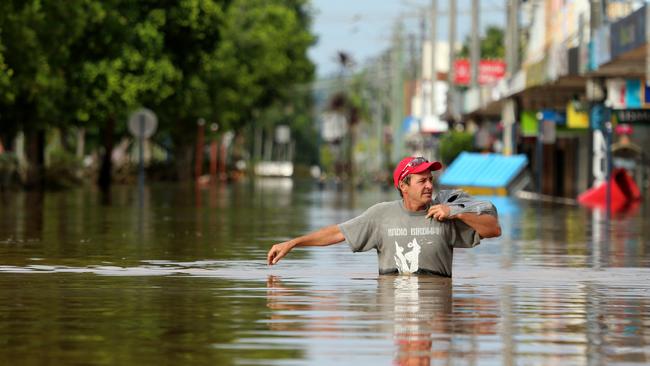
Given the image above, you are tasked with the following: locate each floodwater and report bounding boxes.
[0,180,649,365]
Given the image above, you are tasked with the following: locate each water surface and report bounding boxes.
[1,181,649,365]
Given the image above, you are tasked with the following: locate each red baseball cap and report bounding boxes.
[393,156,442,188]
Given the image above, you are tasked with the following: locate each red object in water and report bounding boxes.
[578,168,641,212]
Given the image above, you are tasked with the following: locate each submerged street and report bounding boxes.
[0,182,648,365]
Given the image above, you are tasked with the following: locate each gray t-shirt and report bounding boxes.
[339,190,496,277]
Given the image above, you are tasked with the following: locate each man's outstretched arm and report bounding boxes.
[267,224,346,265]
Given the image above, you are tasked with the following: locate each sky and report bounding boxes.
[308,0,507,77]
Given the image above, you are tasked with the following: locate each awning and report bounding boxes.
[439,152,529,196]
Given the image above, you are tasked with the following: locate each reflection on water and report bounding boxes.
[265,275,453,366]
[0,182,649,365]
[379,276,453,365]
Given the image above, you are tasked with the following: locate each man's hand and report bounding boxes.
[267,241,295,265]
[427,204,452,221]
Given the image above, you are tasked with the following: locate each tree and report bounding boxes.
[439,131,474,165]
[0,0,316,187]
[149,0,226,180]
[458,26,504,59]
[0,38,15,150]
[0,0,92,187]
[211,0,315,130]
[155,0,315,179]
[0,42,13,105]
[63,0,179,191]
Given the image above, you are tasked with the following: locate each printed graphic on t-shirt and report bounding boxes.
[388,227,441,237]
[389,226,443,273]
[394,238,421,273]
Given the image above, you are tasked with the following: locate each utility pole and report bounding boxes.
[502,0,520,156]
[409,33,417,80]
[590,0,604,30]
[646,3,650,84]
[390,22,405,162]
[470,0,480,89]
[370,61,385,175]
[418,14,426,118]
[430,0,437,119]
[505,0,519,77]
[447,0,457,122]
[419,15,426,67]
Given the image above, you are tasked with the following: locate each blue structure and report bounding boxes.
[439,152,529,196]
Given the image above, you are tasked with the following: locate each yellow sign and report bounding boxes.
[567,100,589,129]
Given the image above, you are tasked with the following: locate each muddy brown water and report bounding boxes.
[0,181,649,365]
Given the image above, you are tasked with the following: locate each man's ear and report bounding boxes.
[398,180,407,193]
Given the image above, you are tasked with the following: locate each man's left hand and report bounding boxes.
[427,204,452,221]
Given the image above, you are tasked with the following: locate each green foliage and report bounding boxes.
[290,107,319,166]
[66,0,180,128]
[0,0,316,184]
[211,0,315,130]
[458,26,505,59]
[346,72,371,123]
[0,43,13,104]
[44,150,83,189]
[319,145,334,175]
[439,131,474,165]
[153,0,226,148]
[153,0,316,173]
[0,1,104,130]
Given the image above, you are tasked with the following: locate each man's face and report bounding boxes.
[401,171,434,206]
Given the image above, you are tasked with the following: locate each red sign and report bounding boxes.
[454,59,506,86]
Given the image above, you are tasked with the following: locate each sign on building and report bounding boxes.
[453,59,507,86]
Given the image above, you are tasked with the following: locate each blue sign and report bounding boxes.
[540,109,566,125]
[591,25,612,69]
[590,104,609,130]
[611,5,647,58]
[626,79,642,108]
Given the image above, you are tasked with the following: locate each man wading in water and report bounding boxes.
[267,157,501,276]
